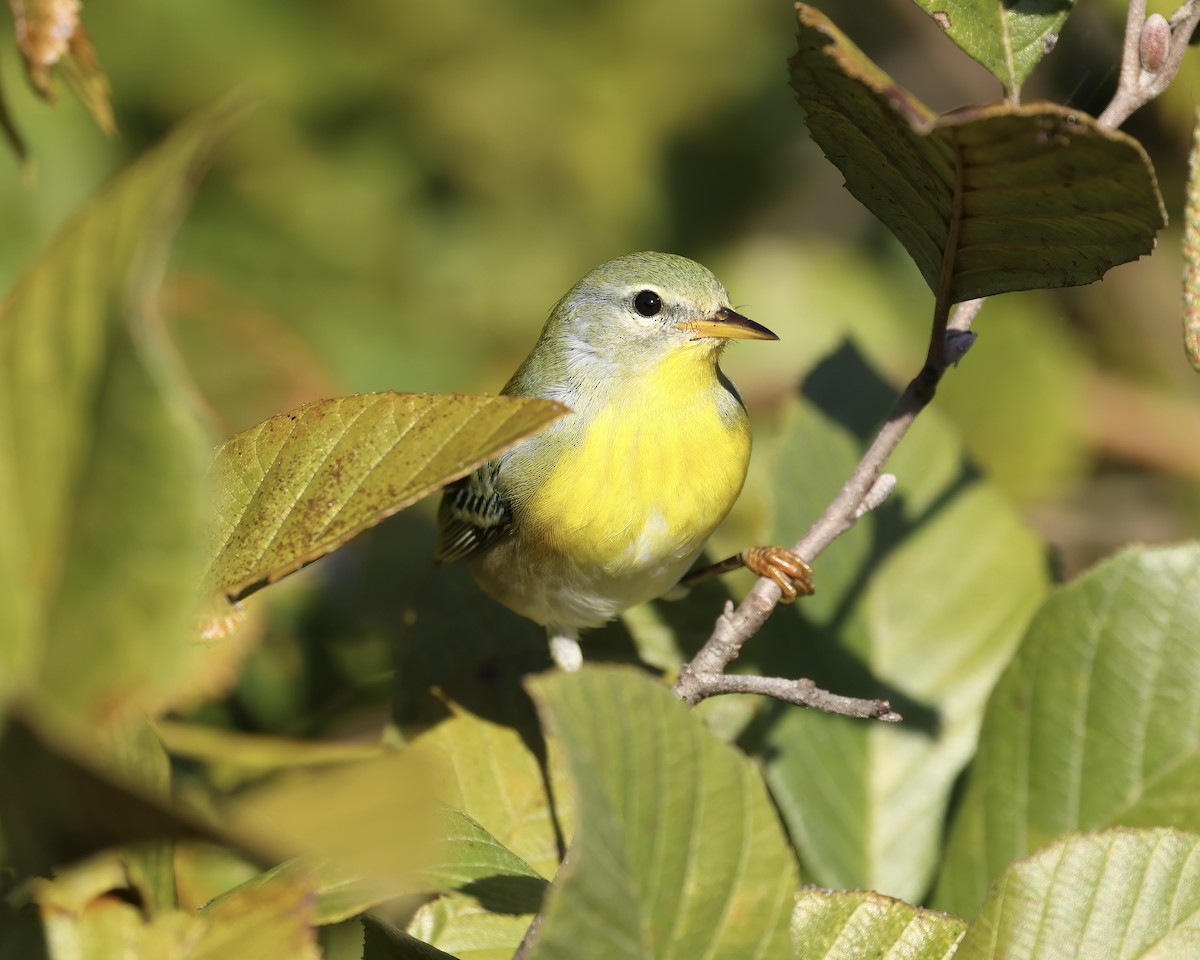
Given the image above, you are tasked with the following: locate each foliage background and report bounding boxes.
[1,0,1198,955]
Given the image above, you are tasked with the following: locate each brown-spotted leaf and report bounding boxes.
[790,5,1165,303]
[203,392,565,603]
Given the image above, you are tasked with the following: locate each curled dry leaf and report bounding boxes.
[8,0,115,133]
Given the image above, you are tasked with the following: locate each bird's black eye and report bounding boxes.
[633,290,663,317]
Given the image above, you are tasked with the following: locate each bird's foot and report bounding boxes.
[742,545,815,602]
[548,632,583,671]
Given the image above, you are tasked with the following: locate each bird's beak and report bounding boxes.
[677,307,778,341]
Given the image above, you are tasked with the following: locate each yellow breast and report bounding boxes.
[521,345,751,576]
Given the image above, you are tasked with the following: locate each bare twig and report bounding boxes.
[675,668,902,721]
[1099,0,1200,128]
[673,0,1197,718]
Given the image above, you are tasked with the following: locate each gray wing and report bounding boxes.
[434,460,512,564]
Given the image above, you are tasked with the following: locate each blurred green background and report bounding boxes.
[2,0,1197,733]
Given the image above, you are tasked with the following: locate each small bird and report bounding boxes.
[436,252,813,670]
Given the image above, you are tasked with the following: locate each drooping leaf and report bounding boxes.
[0,102,241,723]
[524,666,798,960]
[203,391,566,602]
[910,0,1078,93]
[792,888,965,960]
[934,543,1200,918]
[756,344,1048,902]
[1184,108,1200,372]
[789,5,1165,303]
[954,828,1200,959]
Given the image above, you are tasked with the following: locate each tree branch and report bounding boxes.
[673,0,1196,718]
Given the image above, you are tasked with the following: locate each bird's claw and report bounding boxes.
[742,545,815,602]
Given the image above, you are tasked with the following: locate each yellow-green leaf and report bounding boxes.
[955,829,1200,959]
[792,888,965,960]
[203,392,565,602]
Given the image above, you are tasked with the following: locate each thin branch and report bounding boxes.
[675,669,902,721]
[1099,0,1200,128]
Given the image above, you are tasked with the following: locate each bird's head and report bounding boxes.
[539,252,776,377]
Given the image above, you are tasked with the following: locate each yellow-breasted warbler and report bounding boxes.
[436,252,812,669]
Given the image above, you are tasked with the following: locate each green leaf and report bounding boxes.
[0,103,241,723]
[954,828,1200,959]
[792,888,965,959]
[409,701,568,883]
[423,807,546,907]
[789,5,1165,303]
[758,344,1048,901]
[524,666,798,960]
[910,0,1078,93]
[203,391,566,602]
[934,543,1200,918]
[400,703,562,957]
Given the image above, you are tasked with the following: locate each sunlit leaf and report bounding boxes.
[789,5,1165,303]
[954,829,1200,959]
[203,391,566,602]
[424,807,546,899]
[524,666,798,960]
[933,543,1200,918]
[792,888,965,960]
[910,0,1078,93]
[409,701,566,882]
[757,344,1048,902]
[0,102,241,723]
